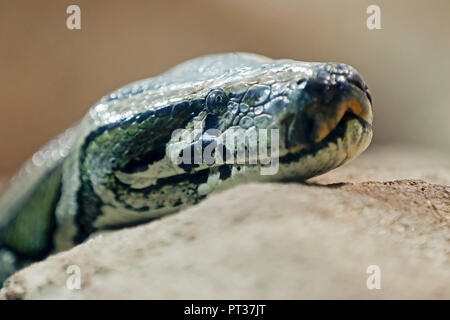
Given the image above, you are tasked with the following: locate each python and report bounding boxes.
[0,53,373,284]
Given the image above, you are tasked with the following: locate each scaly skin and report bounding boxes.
[0,53,373,284]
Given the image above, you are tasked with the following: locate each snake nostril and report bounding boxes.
[347,72,373,106]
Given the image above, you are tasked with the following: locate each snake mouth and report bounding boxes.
[320,109,372,145]
[281,110,372,167]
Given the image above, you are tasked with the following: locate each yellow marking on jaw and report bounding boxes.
[314,105,346,142]
[346,99,363,115]
[342,98,372,123]
[314,98,372,143]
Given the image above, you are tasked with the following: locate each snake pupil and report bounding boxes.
[206,89,228,115]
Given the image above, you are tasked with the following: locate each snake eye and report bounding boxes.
[206,89,228,114]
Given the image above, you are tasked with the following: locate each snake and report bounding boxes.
[0,53,373,284]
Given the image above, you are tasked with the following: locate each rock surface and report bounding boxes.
[1,145,449,299]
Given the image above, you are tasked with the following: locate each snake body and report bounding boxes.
[0,53,373,283]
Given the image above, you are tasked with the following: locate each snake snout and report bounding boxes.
[287,64,373,148]
[323,63,373,106]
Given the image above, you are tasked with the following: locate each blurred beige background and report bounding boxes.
[0,0,449,177]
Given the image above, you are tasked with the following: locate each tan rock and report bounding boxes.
[1,145,449,299]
